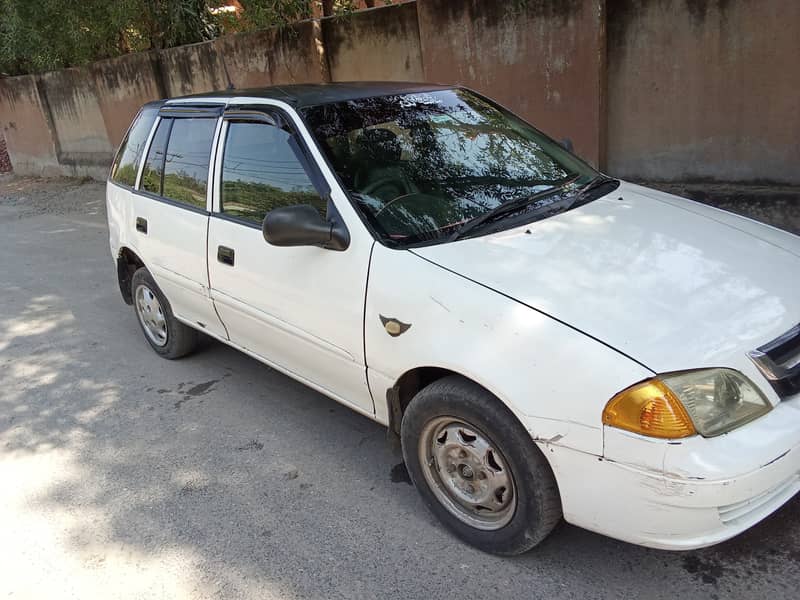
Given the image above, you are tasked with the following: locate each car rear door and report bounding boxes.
[206,106,375,415]
[128,105,227,339]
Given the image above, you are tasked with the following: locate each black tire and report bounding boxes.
[131,267,197,359]
[401,375,562,555]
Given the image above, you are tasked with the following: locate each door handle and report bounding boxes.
[135,217,148,234]
[217,245,235,266]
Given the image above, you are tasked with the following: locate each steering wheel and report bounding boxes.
[375,192,432,216]
[360,175,414,204]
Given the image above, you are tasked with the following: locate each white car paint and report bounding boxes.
[204,118,375,414]
[107,94,800,551]
[364,241,654,455]
[413,181,800,406]
[109,116,228,340]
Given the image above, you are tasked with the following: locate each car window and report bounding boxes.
[110,106,159,187]
[220,121,325,224]
[162,118,217,209]
[301,89,598,246]
[140,118,171,195]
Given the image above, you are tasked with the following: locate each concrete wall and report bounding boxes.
[37,68,116,178]
[213,20,331,90]
[214,30,273,89]
[324,2,423,82]
[159,41,230,98]
[90,52,165,149]
[607,0,800,184]
[418,0,606,167]
[0,18,329,177]
[265,20,330,85]
[0,0,797,184]
[0,75,61,176]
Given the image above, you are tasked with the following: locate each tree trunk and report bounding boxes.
[322,0,334,17]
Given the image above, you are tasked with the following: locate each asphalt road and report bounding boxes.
[1,176,798,599]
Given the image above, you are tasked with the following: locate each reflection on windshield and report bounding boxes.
[301,89,597,246]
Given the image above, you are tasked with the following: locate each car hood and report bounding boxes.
[413,182,800,379]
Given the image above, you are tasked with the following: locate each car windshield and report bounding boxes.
[300,88,599,247]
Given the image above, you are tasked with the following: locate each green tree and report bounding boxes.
[137,0,220,50]
[0,0,366,76]
[233,0,314,30]
[0,0,134,75]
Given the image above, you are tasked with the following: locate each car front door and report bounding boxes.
[206,106,375,415]
[129,107,227,339]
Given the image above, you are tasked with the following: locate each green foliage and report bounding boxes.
[123,1,212,52]
[232,0,314,31]
[0,0,135,75]
[112,163,139,187]
[0,0,363,76]
[0,0,218,75]
[163,170,208,207]
[222,179,325,223]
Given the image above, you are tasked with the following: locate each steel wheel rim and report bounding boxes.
[418,416,516,530]
[135,284,168,347]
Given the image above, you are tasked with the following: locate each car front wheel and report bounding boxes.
[401,375,562,555]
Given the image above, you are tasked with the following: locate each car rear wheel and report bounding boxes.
[401,375,562,555]
[131,267,197,359]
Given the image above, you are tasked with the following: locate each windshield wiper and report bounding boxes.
[448,176,578,242]
[555,175,619,215]
[574,175,618,202]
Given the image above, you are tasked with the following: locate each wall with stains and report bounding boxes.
[323,2,424,82]
[159,41,230,98]
[215,20,330,89]
[417,0,606,167]
[607,0,800,184]
[0,18,329,177]
[37,68,116,178]
[90,52,165,149]
[0,75,61,176]
[0,0,796,184]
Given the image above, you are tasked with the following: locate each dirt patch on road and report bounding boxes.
[0,174,105,221]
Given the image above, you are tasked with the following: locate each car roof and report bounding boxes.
[163,81,455,109]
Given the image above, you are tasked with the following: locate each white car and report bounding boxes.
[106,82,800,555]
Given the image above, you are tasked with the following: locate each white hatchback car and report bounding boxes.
[107,82,800,555]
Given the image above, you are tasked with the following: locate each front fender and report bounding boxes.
[364,243,653,455]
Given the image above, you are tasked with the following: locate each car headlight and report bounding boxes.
[603,368,772,439]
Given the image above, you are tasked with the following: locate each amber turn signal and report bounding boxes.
[602,379,696,439]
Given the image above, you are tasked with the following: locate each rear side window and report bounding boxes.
[220,121,325,224]
[139,116,217,210]
[140,119,170,195]
[162,118,217,209]
[109,106,158,186]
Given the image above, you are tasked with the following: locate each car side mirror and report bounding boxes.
[262,204,349,251]
[560,138,575,153]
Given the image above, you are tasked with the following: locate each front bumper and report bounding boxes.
[539,395,800,550]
